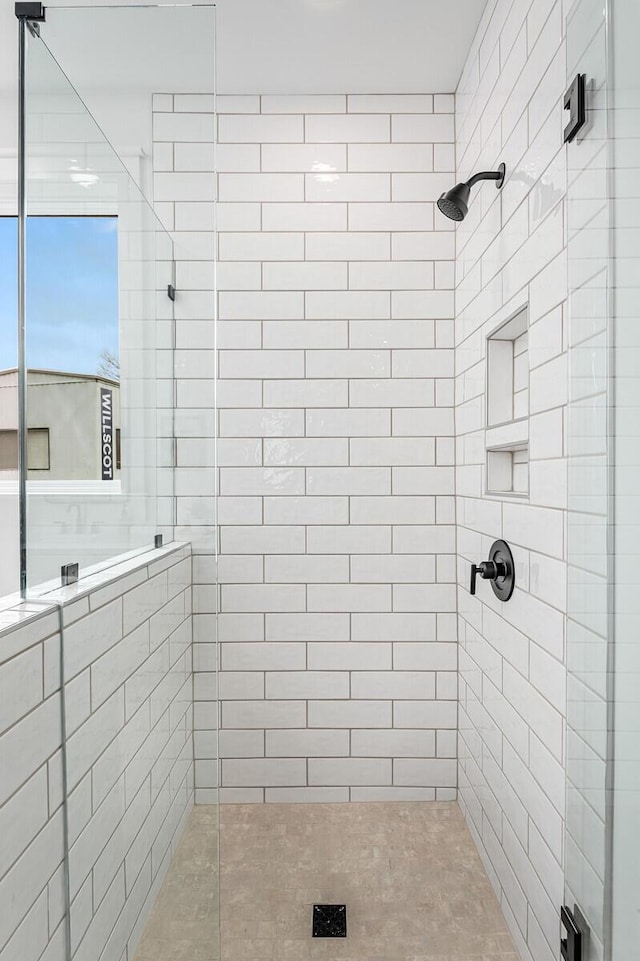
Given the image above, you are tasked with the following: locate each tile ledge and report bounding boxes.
[0,541,191,638]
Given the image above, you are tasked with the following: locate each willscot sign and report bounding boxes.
[100,387,114,481]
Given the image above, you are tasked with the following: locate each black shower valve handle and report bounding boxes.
[469,539,516,602]
[470,559,504,595]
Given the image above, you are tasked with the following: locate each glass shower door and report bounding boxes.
[566,0,640,957]
[18,6,219,961]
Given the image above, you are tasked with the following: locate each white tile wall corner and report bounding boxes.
[455,2,568,961]
[0,545,193,961]
[153,92,457,803]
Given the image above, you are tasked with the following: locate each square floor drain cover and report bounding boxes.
[313,904,347,938]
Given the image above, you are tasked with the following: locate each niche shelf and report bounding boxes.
[485,306,529,497]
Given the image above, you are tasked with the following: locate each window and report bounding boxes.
[27,428,50,470]
[0,431,17,470]
[0,428,50,470]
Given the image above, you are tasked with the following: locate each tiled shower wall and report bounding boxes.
[455,3,568,961]
[0,545,193,961]
[152,93,459,803]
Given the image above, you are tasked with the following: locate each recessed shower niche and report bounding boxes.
[485,306,529,496]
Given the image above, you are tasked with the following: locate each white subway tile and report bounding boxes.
[216,95,260,113]
[392,290,455,318]
[352,671,435,699]
[222,701,306,729]
[215,144,261,172]
[393,758,456,786]
[219,351,305,379]
[153,112,215,142]
[351,554,436,583]
[392,113,454,142]
[218,173,304,202]
[394,700,457,728]
[265,554,350,583]
[308,758,392,785]
[351,613,436,640]
[308,700,392,728]
[222,643,306,671]
[392,172,455,201]
[262,94,346,113]
[305,349,389,377]
[307,525,391,554]
[221,584,306,613]
[219,467,304,496]
[214,202,261,231]
[392,231,455,260]
[349,203,434,231]
[350,437,435,465]
[219,231,304,261]
[349,143,434,172]
[154,172,216,202]
[264,437,349,465]
[263,262,347,290]
[220,526,306,555]
[266,730,349,757]
[306,466,390,495]
[307,643,392,670]
[308,584,392,612]
[262,203,347,231]
[349,94,433,113]
[351,729,436,756]
[262,143,346,172]
[350,261,434,290]
[218,114,304,142]
[222,758,306,787]
[264,496,349,525]
[305,232,390,260]
[265,613,349,642]
[306,291,390,320]
[306,172,390,202]
[350,496,435,525]
[263,379,348,408]
[306,408,390,437]
[305,114,390,142]
[219,291,304,320]
[266,671,349,699]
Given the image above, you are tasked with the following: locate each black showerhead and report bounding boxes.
[437,162,506,222]
[437,182,470,222]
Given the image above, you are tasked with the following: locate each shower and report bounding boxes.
[437,162,506,220]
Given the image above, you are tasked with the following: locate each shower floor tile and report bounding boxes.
[133,801,517,961]
[220,801,518,961]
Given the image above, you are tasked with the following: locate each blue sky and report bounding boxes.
[0,216,119,374]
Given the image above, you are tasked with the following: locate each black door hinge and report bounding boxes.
[564,73,586,143]
[561,904,589,961]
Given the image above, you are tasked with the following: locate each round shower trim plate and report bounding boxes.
[496,162,506,189]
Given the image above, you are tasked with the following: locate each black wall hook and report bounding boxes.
[470,539,515,601]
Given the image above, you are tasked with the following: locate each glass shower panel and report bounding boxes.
[565,0,612,958]
[609,0,640,954]
[24,27,175,591]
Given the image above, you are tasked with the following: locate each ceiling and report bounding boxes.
[0,0,487,99]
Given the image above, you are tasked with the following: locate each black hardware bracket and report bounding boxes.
[61,562,79,587]
[470,539,515,601]
[564,73,586,143]
[154,534,164,549]
[561,904,588,961]
[15,3,45,21]
[167,284,176,301]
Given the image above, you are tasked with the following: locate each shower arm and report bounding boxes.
[466,169,504,187]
